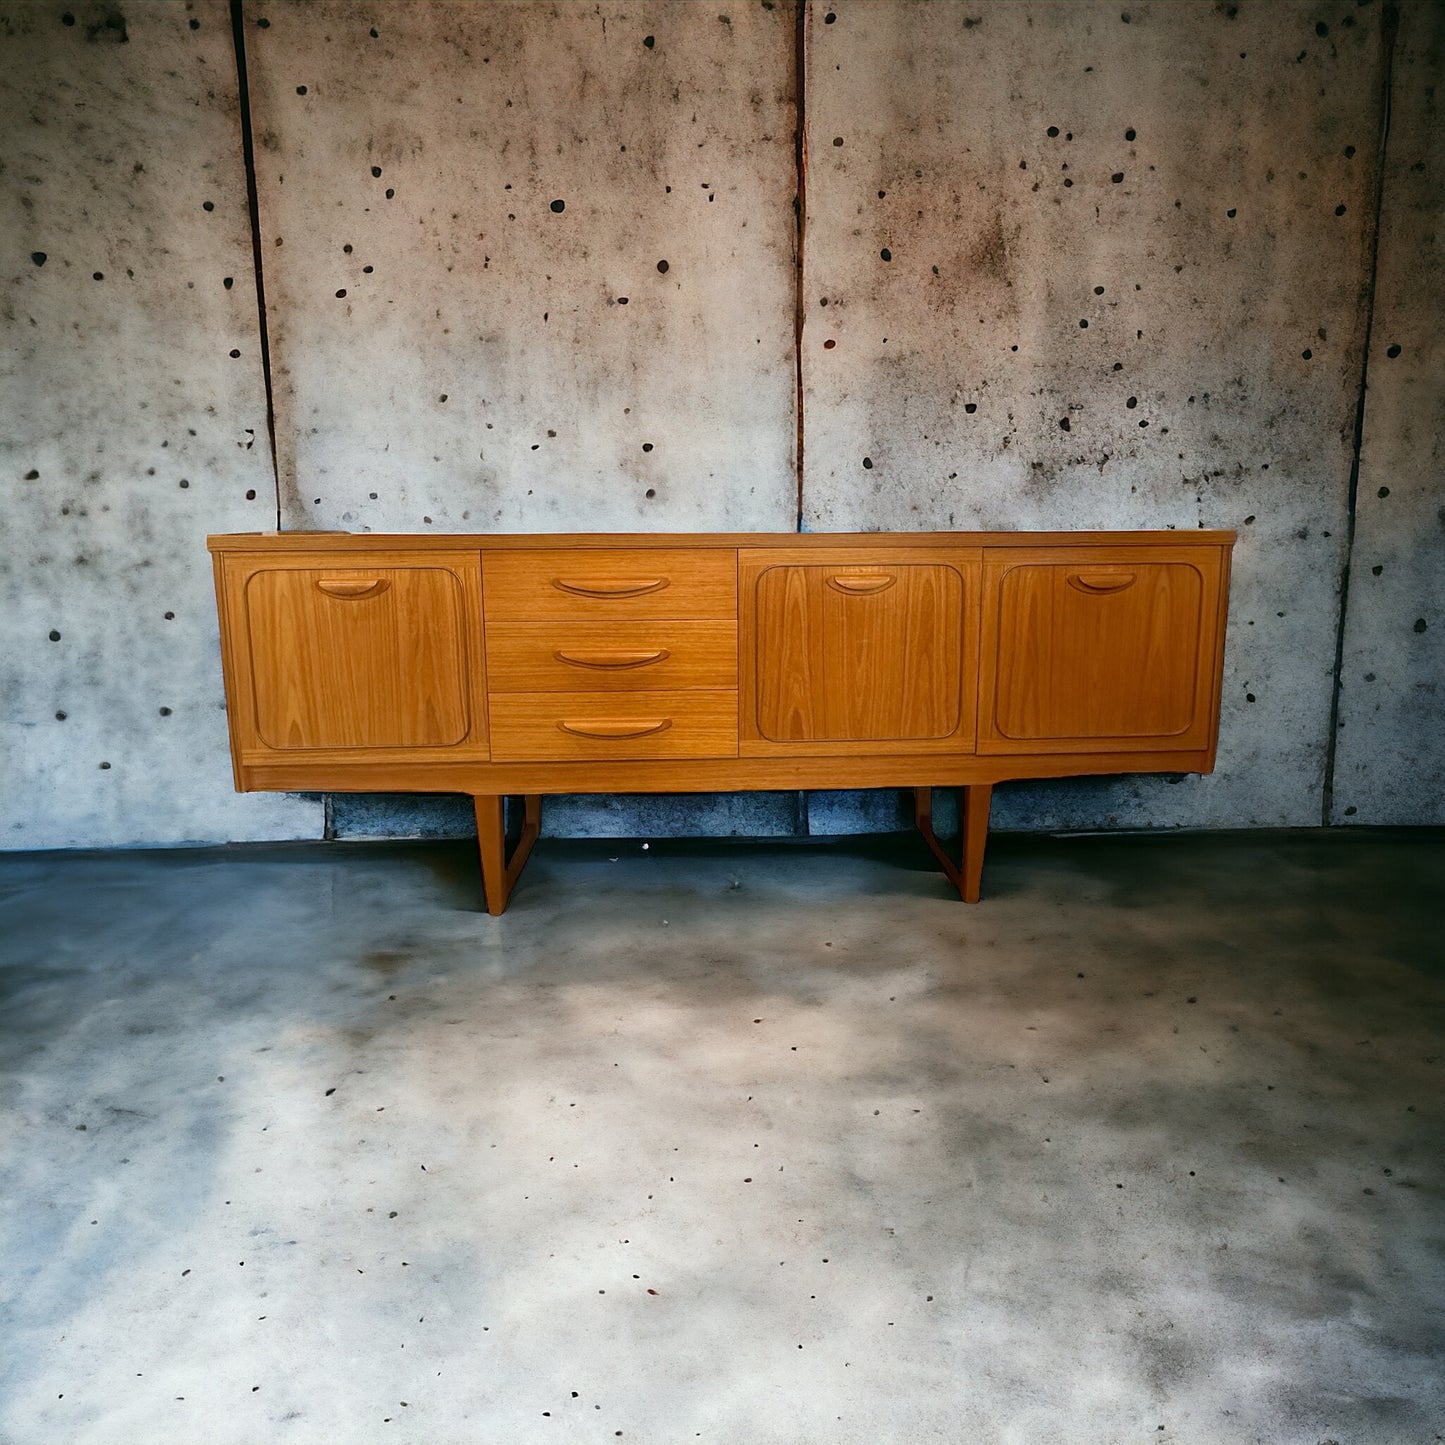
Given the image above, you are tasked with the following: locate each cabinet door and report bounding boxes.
[978,546,1228,755]
[740,548,980,756]
[238,563,476,750]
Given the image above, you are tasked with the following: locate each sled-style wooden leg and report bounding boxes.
[474,794,542,915]
[914,784,993,903]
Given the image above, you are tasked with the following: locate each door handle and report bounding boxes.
[552,577,669,598]
[1066,573,1136,595]
[553,649,671,670]
[315,578,390,599]
[557,718,673,739]
[827,574,896,595]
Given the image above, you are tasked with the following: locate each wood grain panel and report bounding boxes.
[484,549,736,621]
[978,547,1226,754]
[488,690,739,762]
[740,548,980,756]
[486,620,736,692]
[245,567,470,749]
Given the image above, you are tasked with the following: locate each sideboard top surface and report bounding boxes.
[208,530,1237,553]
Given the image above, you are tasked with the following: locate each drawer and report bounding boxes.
[488,690,739,761]
[484,548,736,621]
[487,620,736,692]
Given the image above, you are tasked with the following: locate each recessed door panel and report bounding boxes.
[741,549,980,756]
[979,548,1226,754]
[246,567,470,749]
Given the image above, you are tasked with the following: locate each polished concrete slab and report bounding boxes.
[1,830,1441,1445]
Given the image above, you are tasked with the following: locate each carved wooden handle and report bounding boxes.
[1067,573,1137,595]
[552,577,668,598]
[553,648,671,670]
[557,718,674,739]
[315,578,390,599]
[827,574,897,595]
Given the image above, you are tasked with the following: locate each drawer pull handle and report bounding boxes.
[558,718,673,739]
[315,578,389,599]
[1067,573,1137,595]
[552,577,668,598]
[827,574,896,595]
[554,648,671,670]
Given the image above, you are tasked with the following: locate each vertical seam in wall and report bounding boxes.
[229,0,282,532]
[793,0,808,532]
[1322,2,1399,827]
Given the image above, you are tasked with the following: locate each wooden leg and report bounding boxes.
[914,784,993,903]
[959,783,993,904]
[473,794,542,916]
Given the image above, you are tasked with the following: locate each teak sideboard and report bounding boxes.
[207,531,1235,913]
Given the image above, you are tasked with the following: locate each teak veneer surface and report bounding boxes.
[207,530,1235,913]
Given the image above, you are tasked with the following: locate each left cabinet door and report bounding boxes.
[214,551,488,757]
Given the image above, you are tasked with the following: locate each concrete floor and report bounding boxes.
[0,830,1441,1445]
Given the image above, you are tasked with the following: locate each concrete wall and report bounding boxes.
[3,0,1440,852]
[0,0,317,849]
[1332,0,1445,825]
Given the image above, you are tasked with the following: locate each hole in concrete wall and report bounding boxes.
[657,259,669,272]
[31,252,47,266]
[550,199,566,213]
[1386,344,1401,358]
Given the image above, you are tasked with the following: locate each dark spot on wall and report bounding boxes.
[1335,204,1346,215]
[93,271,104,280]
[1316,20,1329,37]
[823,338,836,349]
[230,349,241,358]
[550,199,566,213]
[833,137,844,147]
[62,10,75,22]
[1111,172,1124,183]
[246,489,256,500]
[178,479,189,489]
[224,277,233,288]
[1079,319,1088,328]
[1344,144,1356,158]
[1094,285,1105,295]
[642,442,653,452]
[296,85,308,95]
[26,469,39,480]
[1243,515,1255,525]
[256,16,269,27]
[1226,208,1237,218]
[1371,564,1384,575]
[385,188,395,199]
[643,34,655,47]
[657,259,669,273]
[370,27,379,38]
[824,11,836,22]
[363,265,373,273]
[879,247,891,261]
[645,488,656,498]
[964,403,977,414]
[1125,128,1137,141]
[159,707,172,716]
[1386,343,1401,358]
[1059,417,1071,431]
[1120,11,1131,21]
[99,761,111,770]
[56,711,67,721]
[371,165,382,178]
[189,16,199,28]
[203,201,215,212]
[31,252,47,267]
[1378,486,1390,498]
[862,456,873,469]
[48,629,61,642]
[1047,126,1059,138]
[1302,348,1312,359]
[1413,618,1427,633]
[336,289,347,298]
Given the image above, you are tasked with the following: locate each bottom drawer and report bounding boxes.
[488,690,739,762]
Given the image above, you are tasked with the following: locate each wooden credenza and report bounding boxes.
[207,531,1234,913]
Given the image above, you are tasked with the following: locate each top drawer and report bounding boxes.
[483,548,736,621]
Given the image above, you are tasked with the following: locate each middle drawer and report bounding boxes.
[487,620,736,692]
